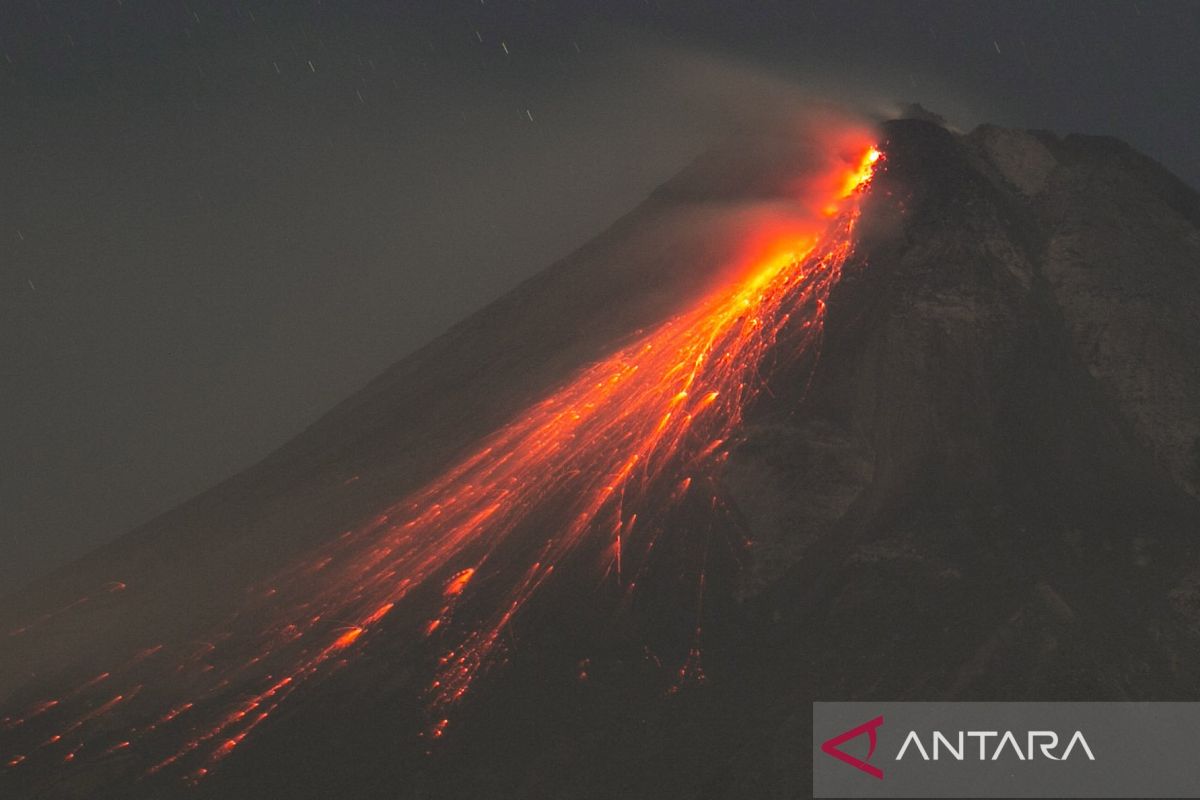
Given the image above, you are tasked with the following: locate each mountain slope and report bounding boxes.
[3,115,1200,799]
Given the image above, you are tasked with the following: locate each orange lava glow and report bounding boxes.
[332,627,365,650]
[0,138,881,786]
[839,146,882,199]
[443,568,476,598]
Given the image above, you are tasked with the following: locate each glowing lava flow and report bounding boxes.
[1,144,881,787]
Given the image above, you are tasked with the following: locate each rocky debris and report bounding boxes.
[970,125,1058,196]
[704,118,1200,796]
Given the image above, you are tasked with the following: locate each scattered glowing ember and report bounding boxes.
[443,568,476,598]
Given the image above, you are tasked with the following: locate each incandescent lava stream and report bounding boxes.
[1,141,882,789]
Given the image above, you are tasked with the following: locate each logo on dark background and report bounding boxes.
[819,714,884,779]
[813,702,1200,798]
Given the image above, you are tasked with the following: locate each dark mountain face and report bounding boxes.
[3,116,1199,799]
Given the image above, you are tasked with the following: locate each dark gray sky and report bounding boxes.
[2,0,1198,591]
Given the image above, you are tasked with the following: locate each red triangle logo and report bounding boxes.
[820,715,884,779]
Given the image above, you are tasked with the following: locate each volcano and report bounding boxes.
[3,114,1200,800]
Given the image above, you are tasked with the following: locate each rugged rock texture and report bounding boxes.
[717,118,1200,796]
[2,117,1198,800]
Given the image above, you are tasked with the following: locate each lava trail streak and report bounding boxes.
[1,144,880,786]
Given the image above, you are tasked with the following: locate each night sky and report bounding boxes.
[3,0,1198,591]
